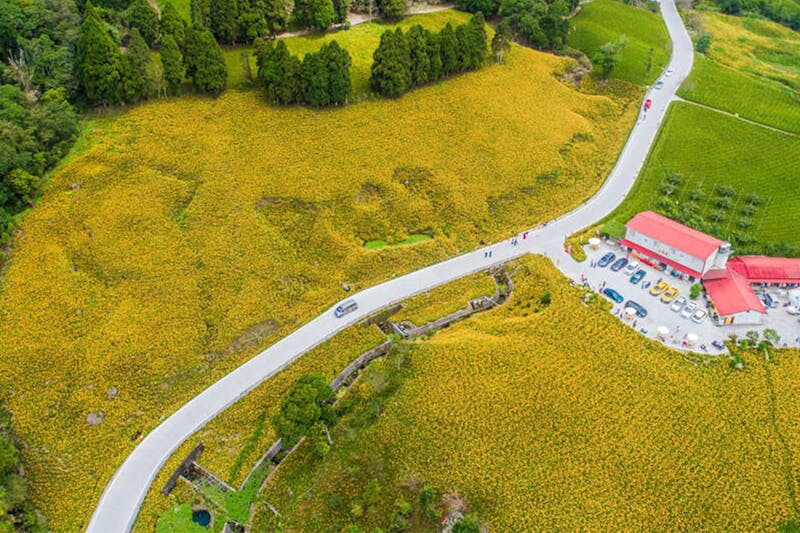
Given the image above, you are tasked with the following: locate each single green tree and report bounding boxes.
[184,26,227,93]
[272,374,336,447]
[256,39,301,104]
[238,0,268,41]
[121,28,154,103]
[370,28,411,97]
[127,0,160,45]
[191,0,212,27]
[425,29,442,80]
[76,2,123,105]
[210,0,240,43]
[438,22,459,75]
[322,40,351,104]
[295,0,335,29]
[332,0,351,23]
[301,50,330,106]
[264,0,292,34]
[491,19,512,63]
[160,2,187,46]
[407,25,431,86]
[160,34,185,94]
[6,169,38,201]
[378,0,406,19]
[592,36,627,79]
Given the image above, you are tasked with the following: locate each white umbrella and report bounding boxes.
[686,333,699,346]
[657,326,670,338]
[588,237,601,249]
[786,305,798,315]
[624,307,637,319]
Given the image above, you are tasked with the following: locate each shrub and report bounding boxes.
[745,194,763,206]
[690,283,702,300]
[741,204,755,217]
[714,197,732,210]
[714,185,736,198]
[738,218,753,230]
[695,32,712,53]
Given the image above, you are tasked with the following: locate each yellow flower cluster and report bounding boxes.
[0,41,638,531]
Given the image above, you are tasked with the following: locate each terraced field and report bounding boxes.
[0,34,640,530]
[251,256,800,531]
[569,0,670,84]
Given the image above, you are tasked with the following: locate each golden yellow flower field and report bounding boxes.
[255,256,800,531]
[0,43,639,530]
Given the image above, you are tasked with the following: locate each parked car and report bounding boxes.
[603,288,624,303]
[670,295,687,312]
[661,287,679,303]
[597,252,616,268]
[610,258,628,272]
[334,299,358,318]
[630,270,646,285]
[624,300,648,317]
[665,68,674,77]
[680,301,698,319]
[654,80,665,89]
[650,281,669,296]
[623,261,640,276]
[712,340,726,350]
[691,309,707,323]
[760,292,779,308]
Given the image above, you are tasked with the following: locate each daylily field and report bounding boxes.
[253,256,800,531]
[0,35,640,530]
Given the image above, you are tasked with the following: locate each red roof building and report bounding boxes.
[702,269,766,317]
[621,211,727,279]
[727,256,800,285]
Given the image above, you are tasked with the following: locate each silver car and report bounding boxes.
[680,301,697,319]
[670,295,687,312]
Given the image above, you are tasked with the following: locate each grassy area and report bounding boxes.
[568,0,670,84]
[156,0,191,21]
[699,11,800,90]
[0,31,640,530]
[605,102,800,253]
[252,255,800,530]
[364,233,433,250]
[223,9,479,93]
[679,55,800,133]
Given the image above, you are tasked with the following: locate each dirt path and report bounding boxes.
[675,96,799,138]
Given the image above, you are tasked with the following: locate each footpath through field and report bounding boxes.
[86,0,693,530]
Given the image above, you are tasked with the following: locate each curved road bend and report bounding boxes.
[87,1,693,530]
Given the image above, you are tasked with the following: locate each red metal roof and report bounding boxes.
[702,269,766,316]
[727,256,800,284]
[626,211,723,260]
[620,238,703,279]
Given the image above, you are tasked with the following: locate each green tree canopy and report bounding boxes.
[76,1,122,105]
[121,28,154,103]
[160,1,187,46]
[184,25,227,93]
[126,0,160,45]
[273,374,336,447]
[370,28,411,97]
[160,33,185,94]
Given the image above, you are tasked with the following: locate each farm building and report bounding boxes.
[701,269,766,325]
[727,256,800,287]
[620,211,732,281]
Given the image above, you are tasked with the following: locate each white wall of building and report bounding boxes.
[717,309,764,326]
[625,228,707,274]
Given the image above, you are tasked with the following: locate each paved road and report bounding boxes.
[87,0,693,530]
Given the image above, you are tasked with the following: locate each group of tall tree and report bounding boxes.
[190,0,293,42]
[456,0,576,51]
[370,15,488,98]
[255,39,352,106]
[76,1,227,106]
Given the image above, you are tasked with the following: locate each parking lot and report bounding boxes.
[560,240,800,354]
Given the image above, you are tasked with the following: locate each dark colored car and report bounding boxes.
[624,300,648,317]
[603,288,624,303]
[712,340,726,350]
[610,258,628,272]
[630,269,646,284]
[597,252,616,268]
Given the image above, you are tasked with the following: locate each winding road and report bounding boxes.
[87,1,693,530]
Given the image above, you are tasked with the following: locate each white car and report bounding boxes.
[654,80,665,89]
[680,301,697,319]
[670,295,687,312]
[691,309,707,323]
[665,68,674,77]
[623,260,640,276]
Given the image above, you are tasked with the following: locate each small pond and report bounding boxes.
[191,509,211,528]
